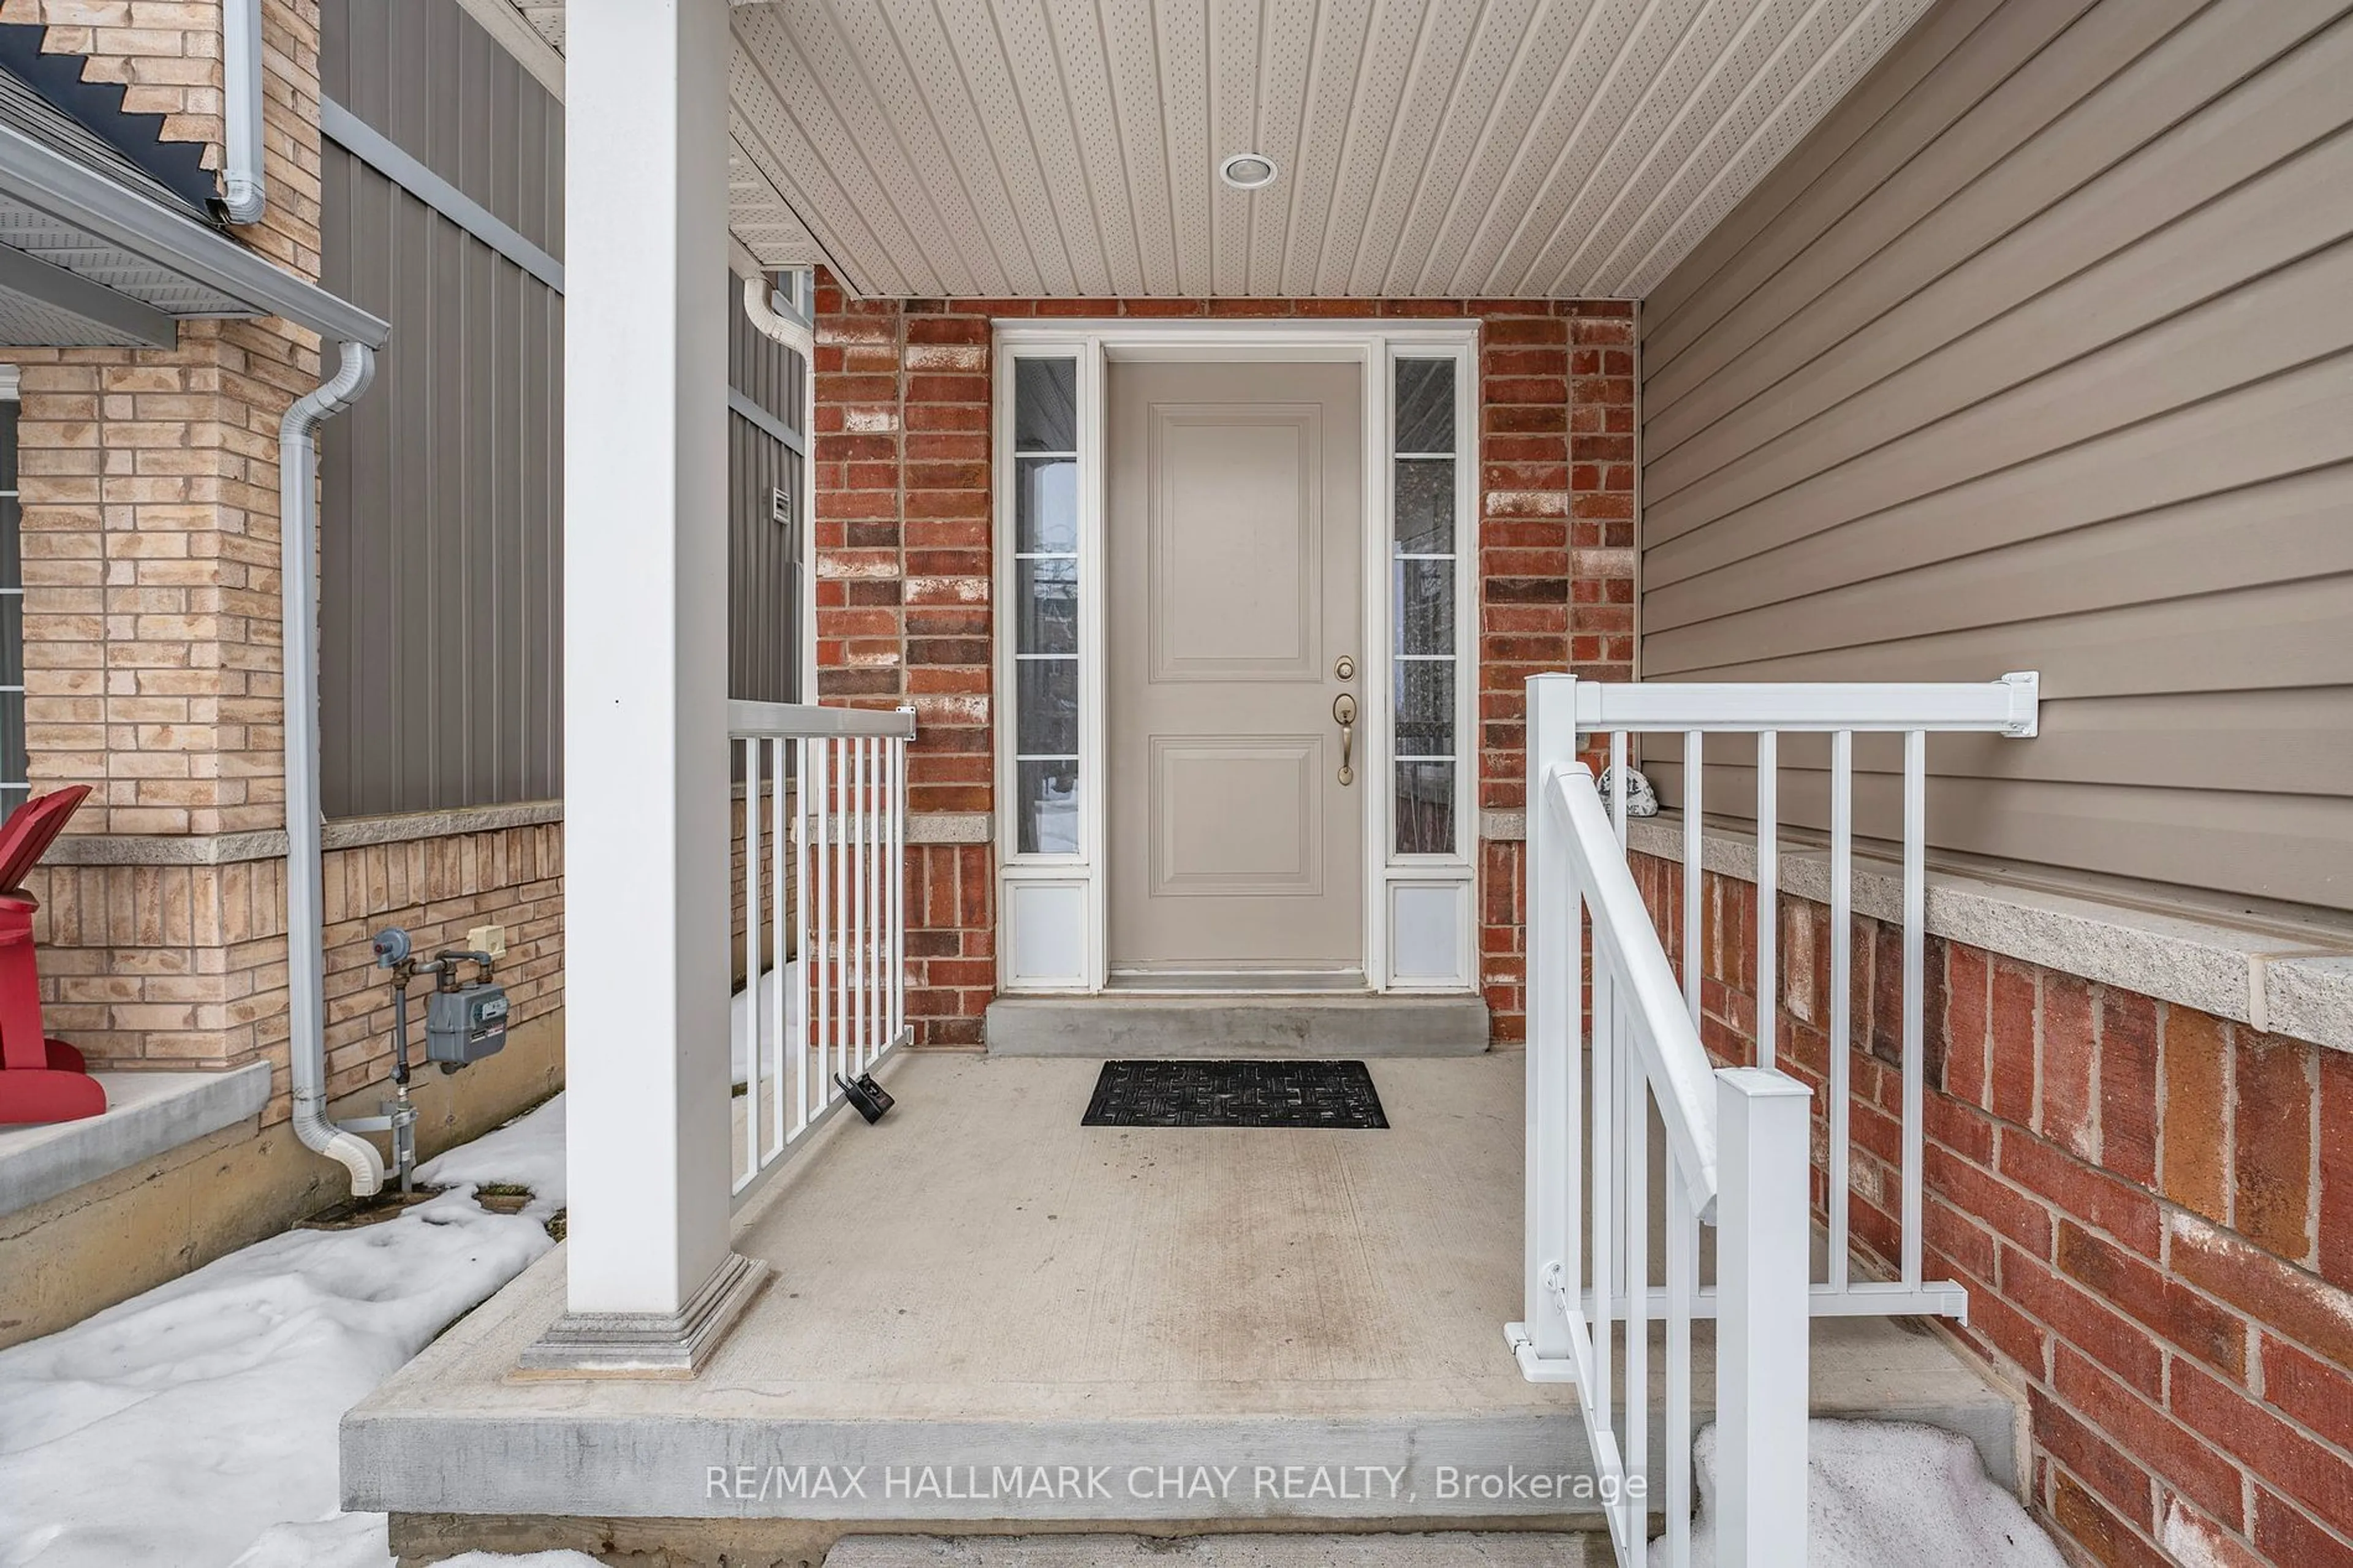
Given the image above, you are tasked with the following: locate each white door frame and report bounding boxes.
[993,319,1479,996]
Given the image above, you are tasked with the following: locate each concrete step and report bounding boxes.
[983,994,1491,1056]
[824,1532,1614,1566]
[349,1056,2020,1564]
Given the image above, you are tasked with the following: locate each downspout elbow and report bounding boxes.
[281,342,379,1195]
[741,271,813,358]
[222,0,267,224]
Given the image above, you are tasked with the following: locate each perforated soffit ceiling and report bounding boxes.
[520,0,1936,300]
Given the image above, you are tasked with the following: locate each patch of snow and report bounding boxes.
[0,1095,566,1568]
[225,1510,390,1567]
[730,961,806,1088]
[1656,1418,2065,1567]
[415,1093,567,1211]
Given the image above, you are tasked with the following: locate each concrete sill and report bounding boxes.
[1623,816,2353,1055]
[0,1061,271,1220]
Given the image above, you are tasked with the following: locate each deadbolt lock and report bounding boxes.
[1334,654,1356,681]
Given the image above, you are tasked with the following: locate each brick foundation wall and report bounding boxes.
[1632,852,2353,1566]
[29,821,564,1116]
[808,271,1636,1043]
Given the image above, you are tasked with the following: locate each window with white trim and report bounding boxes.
[1010,357,1080,855]
[1392,357,1456,855]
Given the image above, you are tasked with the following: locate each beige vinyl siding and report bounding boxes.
[1637,0,2353,914]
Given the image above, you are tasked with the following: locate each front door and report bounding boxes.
[1105,359,1365,987]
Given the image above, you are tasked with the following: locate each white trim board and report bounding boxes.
[727,387,804,455]
[452,0,566,100]
[991,319,1479,997]
[320,98,565,294]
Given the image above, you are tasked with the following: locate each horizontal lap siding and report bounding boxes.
[1637,0,2353,912]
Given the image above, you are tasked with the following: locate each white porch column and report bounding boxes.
[524,0,762,1374]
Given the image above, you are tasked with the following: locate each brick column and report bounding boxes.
[1476,301,1635,1043]
[811,278,999,1043]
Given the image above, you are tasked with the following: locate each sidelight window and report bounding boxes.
[1392,358,1457,855]
[1010,358,1081,855]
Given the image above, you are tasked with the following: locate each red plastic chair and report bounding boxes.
[0,785,104,1124]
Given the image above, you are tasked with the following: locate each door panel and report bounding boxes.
[1107,360,1364,980]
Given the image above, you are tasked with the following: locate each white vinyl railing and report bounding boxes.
[1508,672,2039,1566]
[727,699,914,1205]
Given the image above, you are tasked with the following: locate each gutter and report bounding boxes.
[221,0,265,224]
[0,117,388,347]
[279,341,384,1195]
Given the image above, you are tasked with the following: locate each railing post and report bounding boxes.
[1521,673,1580,1366]
[1714,1066,1813,1568]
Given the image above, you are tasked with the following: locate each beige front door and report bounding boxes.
[1105,359,1365,985]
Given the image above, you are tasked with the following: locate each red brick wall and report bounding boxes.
[1631,852,2353,1567]
[809,271,1635,1043]
[1477,303,1636,1043]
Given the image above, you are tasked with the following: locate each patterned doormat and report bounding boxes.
[1081,1059,1389,1129]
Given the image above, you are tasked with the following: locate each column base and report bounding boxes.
[517,1251,769,1379]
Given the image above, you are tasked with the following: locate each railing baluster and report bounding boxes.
[1665,1169,1694,1568]
[1609,730,1628,843]
[1590,892,1614,1476]
[768,739,788,1162]
[1901,729,1927,1289]
[856,734,875,1074]
[867,735,881,1068]
[891,729,906,1045]
[1682,730,1702,1029]
[814,737,832,1104]
[1624,1018,1648,1541]
[1828,729,1853,1292]
[1756,731,1776,1072]
[792,736,810,1137]
[742,735,763,1188]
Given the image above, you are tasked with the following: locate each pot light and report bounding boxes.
[1219,153,1278,191]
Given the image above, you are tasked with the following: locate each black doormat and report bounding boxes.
[1082,1059,1388,1129]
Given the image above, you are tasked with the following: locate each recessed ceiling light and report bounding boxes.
[1219,153,1278,191]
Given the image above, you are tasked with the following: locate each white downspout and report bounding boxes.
[222,0,266,224]
[280,341,382,1195]
[741,270,813,357]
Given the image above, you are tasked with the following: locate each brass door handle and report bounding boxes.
[1333,692,1358,786]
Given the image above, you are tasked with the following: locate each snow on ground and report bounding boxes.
[1660,1417,2066,1567]
[0,1096,567,1568]
[730,960,805,1087]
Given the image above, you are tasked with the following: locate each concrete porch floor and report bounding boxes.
[344,1051,2018,1557]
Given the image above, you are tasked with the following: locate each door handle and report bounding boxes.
[1332,692,1358,786]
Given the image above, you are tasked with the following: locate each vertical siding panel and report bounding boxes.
[322,0,797,812]
[544,293,565,793]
